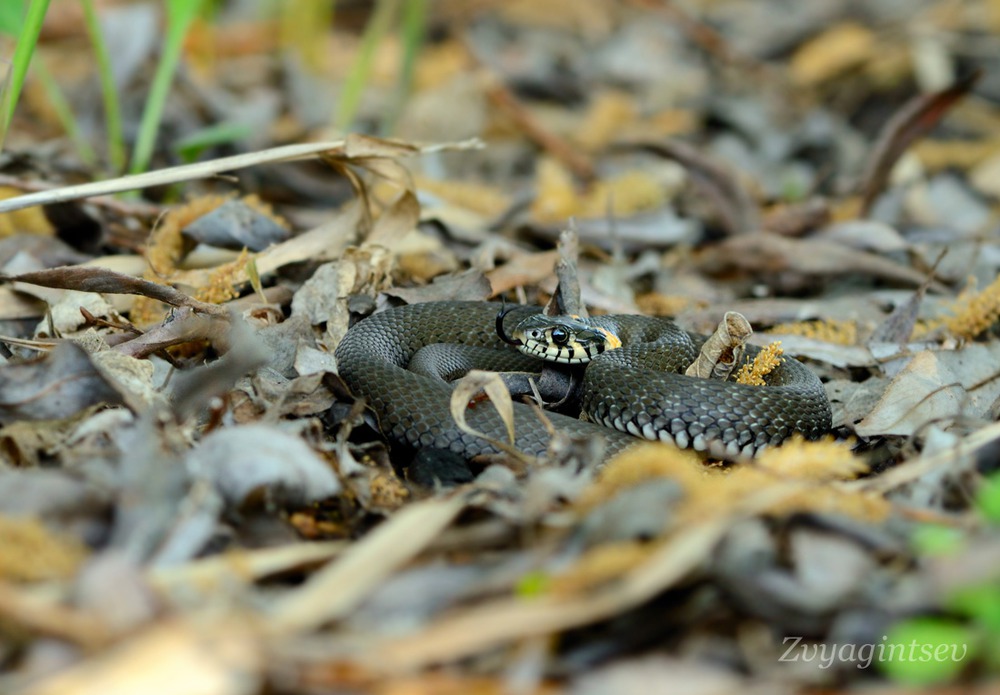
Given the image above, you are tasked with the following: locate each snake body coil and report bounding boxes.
[334,301,831,460]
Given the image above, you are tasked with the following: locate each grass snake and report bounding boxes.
[334,301,832,460]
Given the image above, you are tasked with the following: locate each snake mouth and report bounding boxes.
[520,343,592,364]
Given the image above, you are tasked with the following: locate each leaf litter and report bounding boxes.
[2,1,1000,694]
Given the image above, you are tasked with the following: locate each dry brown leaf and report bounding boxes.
[790,23,876,86]
[573,90,638,151]
[485,250,560,296]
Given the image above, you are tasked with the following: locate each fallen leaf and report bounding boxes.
[269,493,469,633]
[856,345,1000,437]
[0,343,126,424]
[790,22,876,86]
[186,424,340,507]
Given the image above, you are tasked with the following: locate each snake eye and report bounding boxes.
[550,327,569,346]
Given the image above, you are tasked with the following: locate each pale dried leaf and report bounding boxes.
[0,343,126,423]
[148,542,345,595]
[366,518,729,672]
[186,425,340,506]
[269,494,468,633]
[855,345,1000,437]
[21,618,262,695]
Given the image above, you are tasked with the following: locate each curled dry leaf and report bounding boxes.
[685,311,752,380]
[384,270,492,306]
[290,247,394,353]
[867,272,933,347]
[450,369,518,450]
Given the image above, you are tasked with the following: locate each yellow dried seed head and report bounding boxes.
[195,249,251,305]
[757,434,867,480]
[736,341,784,386]
[945,274,1000,340]
[0,516,88,582]
[769,319,858,345]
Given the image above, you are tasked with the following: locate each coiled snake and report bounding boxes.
[334,301,831,460]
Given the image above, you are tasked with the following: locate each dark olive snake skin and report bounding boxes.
[334,301,832,460]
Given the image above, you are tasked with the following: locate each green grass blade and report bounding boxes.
[383,0,426,134]
[173,120,252,162]
[0,1,27,35]
[280,0,335,71]
[32,55,96,165]
[81,0,124,171]
[0,0,50,145]
[128,0,204,174]
[335,0,398,132]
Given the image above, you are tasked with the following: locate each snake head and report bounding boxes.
[502,313,622,364]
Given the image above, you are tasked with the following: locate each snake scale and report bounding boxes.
[334,301,832,460]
